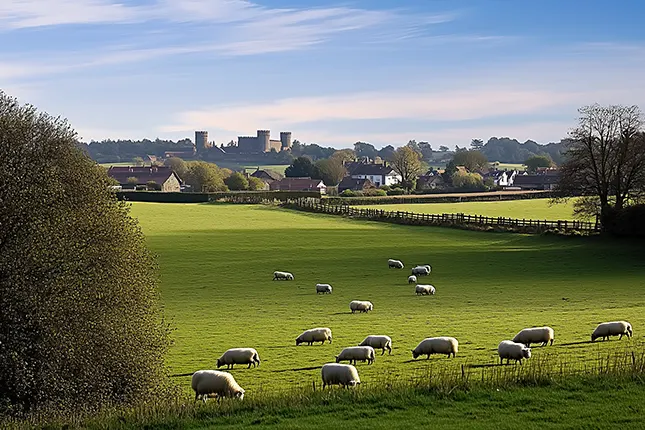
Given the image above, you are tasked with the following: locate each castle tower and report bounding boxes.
[195,131,210,152]
[280,131,292,150]
[257,130,271,152]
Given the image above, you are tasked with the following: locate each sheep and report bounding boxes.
[296,327,332,346]
[316,283,332,294]
[411,337,458,359]
[358,335,392,355]
[498,340,531,365]
[191,370,245,402]
[216,348,261,369]
[591,321,633,342]
[408,275,417,284]
[411,266,430,276]
[273,271,294,281]
[388,259,404,269]
[349,300,373,313]
[335,346,376,365]
[321,363,361,389]
[512,326,555,347]
[415,284,436,295]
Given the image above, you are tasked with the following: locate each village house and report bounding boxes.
[250,168,283,183]
[513,170,560,190]
[269,177,327,194]
[338,177,374,193]
[348,162,401,187]
[481,169,518,187]
[416,172,445,190]
[107,166,182,192]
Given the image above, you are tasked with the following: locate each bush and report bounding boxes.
[364,188,387,196]
[340,189,357,197]
[224,172,249,191]
[379,185,391,192]
[387,188,406,196]
[602,205,645,237]
[0,91,172,416]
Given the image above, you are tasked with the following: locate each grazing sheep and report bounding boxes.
[591,321,633,342]
[216,348,261,369]
[321,363,361,389]
[512,326,555,347]
[421,264,432,273]
[192,370,245,402]
[408,275,417,284]
[335,346,376,365]
[411,266,430,276]
[273,271,294,281]
[388,259,404,269]
[415,284,436,296]
[296,327,333,346]
[316,283,333,294]
[411,337,458,359]
[358,335,392,355]
[498,340,531,365]
[349,300,373,313]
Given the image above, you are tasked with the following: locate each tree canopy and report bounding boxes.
[524,155,554,172]
[314,158,347,186]
[0,91,171,415]
[391,146,423,190]
[285,156,317,178]
[451,150,489,172]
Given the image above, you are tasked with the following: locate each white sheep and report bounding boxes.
[335,346,375,365]
[411,266,430,276]
[388,259,404,269]
[316,283,332,294]
[512,326,555,347]
[498,340,531,365]
[408,275,417,284]
[591,321,633,341]
[191,370,245,402]
[411,337,458,359]
[349,300,373,313]
[216,348,261,369]
[415,284,436,295]
[358,335,392,355]
[321,363,361,389]
[296,327,333,346]
[273,271,294,280]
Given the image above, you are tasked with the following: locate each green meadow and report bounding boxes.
[129,202,644,400]
[361,198,579,221]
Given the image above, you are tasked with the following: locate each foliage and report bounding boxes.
[132,156,145,166]
[377,145,396,161]
[314,158,347,186]
[480,137,566,165]
[86,137,194,163]
[285,156,317,178]
[289,142,335,160]
[451,171,486,191]
[127,176,138,184]
[554,104,645,223]
[330,149,356,163]
[451,150,489,172]
[183,161,228,192]
[163,157,188,179]
[224,172,250,191]
[439,145,450,152]
[524,155,554,172]
[340,189,357,197]
[601,204,645,237]
[470,139,484,150]
[391,146,423,190]
[247,176,267,191]
[353,141,378,160]
[0,91,172,416]
[387,188,406,195]
[146,180,161,191]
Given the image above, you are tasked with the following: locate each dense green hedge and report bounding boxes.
[115,191,321,203]
[322,191,553,206]
[602,204,645,237]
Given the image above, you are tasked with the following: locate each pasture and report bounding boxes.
[243,164,290,174]
[361,198,579,221]
[129,202,644,399]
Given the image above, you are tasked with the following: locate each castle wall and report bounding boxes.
[269,140,282,152]
[238,136,260,153]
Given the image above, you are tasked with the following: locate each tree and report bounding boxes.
[418,142,433,161]
[470,139,484,150]
[0,91,171,415]
[247,176,267,190]
[354,141,377,160]
[377,145,396,161]
[554,104,645,222]
[183,161,228,192]
[330,149,356,163]
[163,156,187,179]
[524,155,554,172]
[452,171,485,190]
[285,156,316,177]
[146,180,161,191]
[391,146,423,190]
[132,156,145,166]
[127,176,138,185]
[314,158,347,186]
[451,150,489,172]
[439,145,450,152]
[224,172,249,191]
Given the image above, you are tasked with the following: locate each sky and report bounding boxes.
[2,0,645,149]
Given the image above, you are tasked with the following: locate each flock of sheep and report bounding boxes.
[190,259,634,402]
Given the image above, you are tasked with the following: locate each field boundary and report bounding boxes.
[322,190,554,205]
[280,198,599,234]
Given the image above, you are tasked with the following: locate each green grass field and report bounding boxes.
[243,164,290,174]
[490,162,527,171]
[129,202,644,401]
[362,198,579,221]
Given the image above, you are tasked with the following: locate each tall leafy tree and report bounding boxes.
[524,155,554,172]
[391,146,423,190]
[354,141,377,159]
[224,172,249,190]
[0,91,171,415]
[285,156,316,177]
[314,158,347,186]
[451,150,489,172]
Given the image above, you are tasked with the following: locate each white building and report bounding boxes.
[349,164,401,187]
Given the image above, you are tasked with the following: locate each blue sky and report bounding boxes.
[2,0,645,148]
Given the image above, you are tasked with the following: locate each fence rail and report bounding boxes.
[283,198,599,234]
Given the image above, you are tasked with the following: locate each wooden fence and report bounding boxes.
[284,198,599,234]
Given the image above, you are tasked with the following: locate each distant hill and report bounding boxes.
[480,137,569,165]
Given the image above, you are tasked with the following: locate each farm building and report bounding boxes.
[250,168,283,183]
[513,171,560,190]
[416,173,445,190]
[269,177,326,194]
[338,177,374,193]
[107,166,182,192]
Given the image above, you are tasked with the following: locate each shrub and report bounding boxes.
[364,188,387,196]
[0,91,172,417]
[340,189,357,197]
[224,172,249,191]
[387,188,406,196]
